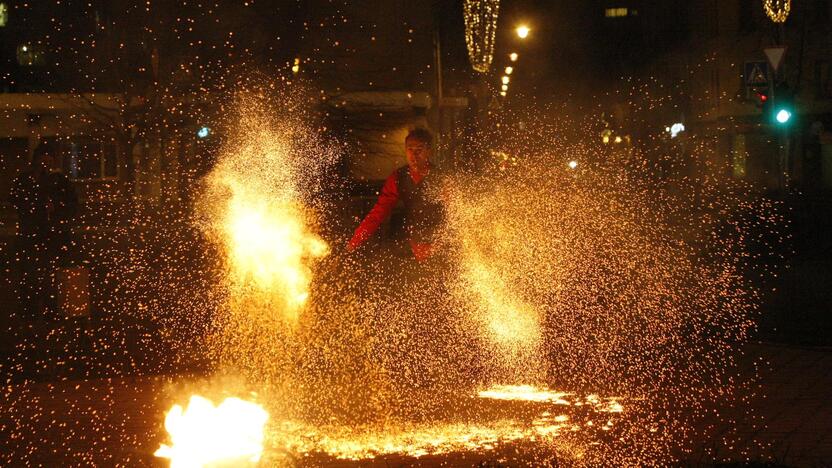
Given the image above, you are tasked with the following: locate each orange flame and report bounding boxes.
[155,395,269,468]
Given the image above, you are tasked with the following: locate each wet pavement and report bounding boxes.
[684,342,832,467]
[0,341,830,467]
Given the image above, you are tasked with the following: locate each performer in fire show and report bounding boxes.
[347,127,445,262]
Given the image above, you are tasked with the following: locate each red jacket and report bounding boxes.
[348,167,434,261]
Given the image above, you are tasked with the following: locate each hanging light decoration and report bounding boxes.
[763,0,791,23]
[464,0,501,73]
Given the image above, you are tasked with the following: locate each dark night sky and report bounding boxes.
[433,0,692,103]
[1,0,691,101]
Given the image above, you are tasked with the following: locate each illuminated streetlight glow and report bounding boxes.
[502,76,510,84]
[505,66,513,75]
[667,123,685,138]
[568,160,578,169]
[516,25,530,39]
[499,91,507,96]
[509,52,518,62]
[601,129,613,144]
[501,84,508,91]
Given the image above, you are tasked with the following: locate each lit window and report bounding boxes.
[604,8,629,17]
[0,3,8,27]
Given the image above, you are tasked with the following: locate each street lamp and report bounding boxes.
[516,25,530,39]
[666,122,685,138]
[509,52,518,62]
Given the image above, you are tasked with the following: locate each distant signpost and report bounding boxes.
[744,61,770,99]
[763,46,787,73]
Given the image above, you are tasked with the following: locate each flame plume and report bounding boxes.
[220,180,328,317]
[196,91,339,394]
[155,395,268,468]
[200,109,331,322]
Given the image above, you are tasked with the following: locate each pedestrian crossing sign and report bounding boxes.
[744,61,769,87]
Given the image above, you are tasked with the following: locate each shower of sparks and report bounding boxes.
[198,95,332,322]
[155,395,269,468]
[160,84,785,466]
[464,251,541,348]
[0,1,790,460]
[0,81,786,465]
[194,90,343,399]
[456,241,544,382]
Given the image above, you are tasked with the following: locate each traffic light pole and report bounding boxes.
[773,22,790,191]
[780,132,790,190]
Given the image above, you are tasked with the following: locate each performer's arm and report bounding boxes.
[348,172,399,250]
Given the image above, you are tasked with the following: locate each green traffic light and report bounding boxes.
[775,109,792,124]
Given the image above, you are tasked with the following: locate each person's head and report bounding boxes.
[405,127,433,170]
[31,143,57,172]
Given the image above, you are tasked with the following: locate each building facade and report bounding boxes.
[0,0,474,233]
[643,0,832,190]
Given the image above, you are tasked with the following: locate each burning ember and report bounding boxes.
[261,384,624,461]
[477,385,624,413]
[155,395,269,468]
[478,384,573,405]
[154,386,623,465]
[273,420,571,460]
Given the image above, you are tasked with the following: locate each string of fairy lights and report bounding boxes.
[463,0,501,73]
[763,0,791,23]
